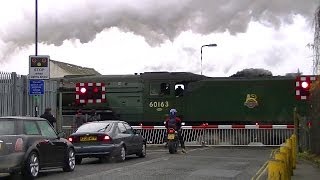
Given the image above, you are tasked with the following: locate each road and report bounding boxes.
[1,146,273,180]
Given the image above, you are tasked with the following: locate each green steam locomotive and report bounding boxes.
[58,71,303,126]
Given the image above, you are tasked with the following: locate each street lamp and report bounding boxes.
[201,43,217,75]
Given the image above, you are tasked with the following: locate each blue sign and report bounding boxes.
[29,80,45,95]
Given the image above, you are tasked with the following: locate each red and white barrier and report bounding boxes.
[132,124,294,130]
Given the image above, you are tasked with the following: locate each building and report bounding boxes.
[50,60,101,78]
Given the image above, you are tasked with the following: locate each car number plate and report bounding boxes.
[168,134,175,140]
[80,136,97,142]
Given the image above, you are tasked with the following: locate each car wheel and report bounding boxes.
[63,148,76,172]
[117,146,126,162]
[75,157,82,165]
[136,143,146,158]
[22,151,40,179]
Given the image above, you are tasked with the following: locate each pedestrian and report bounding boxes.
[40,108,56,128]
[74,109,86,130]
[87,109,100,122]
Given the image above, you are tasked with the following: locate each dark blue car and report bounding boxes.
[68,120,146,164]
[0,116,75,179]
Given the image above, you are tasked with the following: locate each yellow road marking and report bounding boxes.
[251,148,277,180]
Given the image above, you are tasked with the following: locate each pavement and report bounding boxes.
[256,158,320,180]
[291,159,320,180]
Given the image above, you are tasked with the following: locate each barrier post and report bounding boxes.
[268,160,286,180]
[290,135,297,169]
[285,139,294,175]
[280,146,292,177]
[275,152,289,180]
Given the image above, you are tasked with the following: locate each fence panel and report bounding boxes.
[0,72,15,116]
[0,71,58,117]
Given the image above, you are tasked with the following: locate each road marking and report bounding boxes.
[251,148,277,180]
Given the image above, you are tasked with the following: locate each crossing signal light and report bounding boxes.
[295,76,316,100]
[80,87,86,94]
[76,83,106,104]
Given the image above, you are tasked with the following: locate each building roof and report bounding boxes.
[51,60,101,76]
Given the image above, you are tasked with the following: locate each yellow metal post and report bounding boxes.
[280,146,291,177]
[268,160,286,180]
[275,152,290,180]
[290,135,297,169]
[285,139,294,175]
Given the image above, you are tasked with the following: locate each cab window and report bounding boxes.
[160,83,170,95]
[175,83,185,97]
[149,83,159,95]
[149,83,170,96]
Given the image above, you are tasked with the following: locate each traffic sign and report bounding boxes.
[29,80,45,95]
[29,55,50,79]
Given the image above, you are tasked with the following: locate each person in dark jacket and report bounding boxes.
[74,109,86,130]
[40,108,56,127]
[165,109,186,153]
[87,109,100,122]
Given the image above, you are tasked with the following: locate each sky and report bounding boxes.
[0,0,319,77]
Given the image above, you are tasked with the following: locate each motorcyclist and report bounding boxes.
[165,109,186,153]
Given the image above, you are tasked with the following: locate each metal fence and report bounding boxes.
[0,71,58,117]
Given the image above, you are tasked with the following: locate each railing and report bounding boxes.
[0,71,58,117]
[62,124,294,147]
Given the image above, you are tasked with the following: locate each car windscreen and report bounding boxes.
[0,120,15,135]
[76,122,112,133]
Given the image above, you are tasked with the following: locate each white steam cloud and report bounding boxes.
[0,0,318,63]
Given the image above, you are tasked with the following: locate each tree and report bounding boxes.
[230,68,273,77]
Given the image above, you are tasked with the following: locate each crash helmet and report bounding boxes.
[169,109,177,116]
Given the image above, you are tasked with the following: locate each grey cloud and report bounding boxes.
[0,0,318,63]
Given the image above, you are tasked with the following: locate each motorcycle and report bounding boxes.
[167,128,179,154]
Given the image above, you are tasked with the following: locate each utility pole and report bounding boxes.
[34,0,39,117]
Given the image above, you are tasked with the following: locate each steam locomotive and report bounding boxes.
[57,71,305,126]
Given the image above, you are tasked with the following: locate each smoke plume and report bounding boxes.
[0,0,318,62]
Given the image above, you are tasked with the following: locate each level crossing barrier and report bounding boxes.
[62,124,294,147]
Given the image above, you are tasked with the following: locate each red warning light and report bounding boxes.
[301,81,309,89]
[93,87,99,93]
[80,87,86,94]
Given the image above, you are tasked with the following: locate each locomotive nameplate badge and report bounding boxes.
[244,94,258,108]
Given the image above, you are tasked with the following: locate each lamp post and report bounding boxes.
[34,0,39,117]
[201,43,217,75]
[35,0,38,56]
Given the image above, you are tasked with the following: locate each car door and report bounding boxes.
[37,120,66,166]
[23,120,51,166]
[123,122,140,153]
[117,123,135,154]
